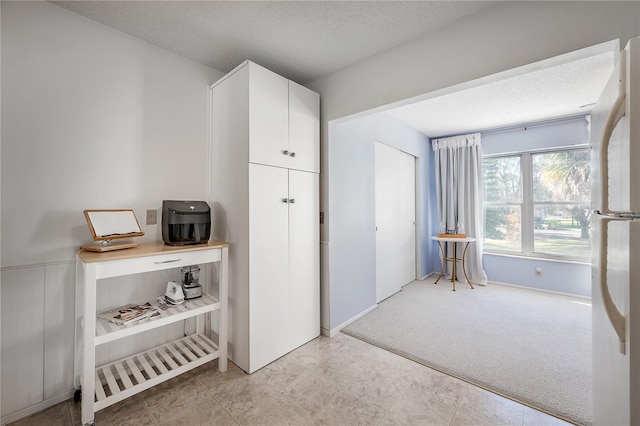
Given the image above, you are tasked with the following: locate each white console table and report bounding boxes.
[75,241,229,425]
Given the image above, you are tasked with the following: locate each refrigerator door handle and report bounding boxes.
[598,55,626,215]
[594,213,628,354]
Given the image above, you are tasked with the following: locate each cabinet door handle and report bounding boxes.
[155,259,181,264]
[283,150,289,156]
[282,198,289,203]
[289,152,296,157]
[289,198,296,204]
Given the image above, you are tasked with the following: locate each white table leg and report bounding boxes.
[81,263,97,425]
[218,247,228,372]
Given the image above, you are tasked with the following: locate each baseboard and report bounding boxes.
[321,275,442,337]
[418,272,434,280]
[322,304,378,337]
[1,390,74,425]
[488,280,592,300]
[319,272,439,338]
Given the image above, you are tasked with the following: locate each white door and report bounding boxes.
[248,163,290,372]
[288,170,320,349]
[249,63,290,169]
[375,142,416,302]
[289,81,320,173]
[591,37,640,425]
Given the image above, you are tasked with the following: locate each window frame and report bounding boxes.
[482,146,591,263]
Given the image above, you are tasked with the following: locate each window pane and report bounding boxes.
[533,150,590,202]
[484,206,521,251]
[483,156,521,203]
[533,204,591,258]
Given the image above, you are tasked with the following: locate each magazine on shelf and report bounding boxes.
[98,302,160,325]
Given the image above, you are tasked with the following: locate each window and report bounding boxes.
[482,148,591,261]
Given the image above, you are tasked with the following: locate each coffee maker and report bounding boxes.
[180,265,202,300]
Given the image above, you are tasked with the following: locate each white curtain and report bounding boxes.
[433,133,488,285]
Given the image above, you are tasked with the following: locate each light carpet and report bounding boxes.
[342,277,592,425]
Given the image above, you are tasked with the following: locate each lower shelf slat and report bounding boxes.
[93,333,219,411]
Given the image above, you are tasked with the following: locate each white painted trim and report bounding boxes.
[322,303,378,337]
[1,258,74,271]
[488,280,592,301]
[330,40,619,125]
[1,390,74,425]
[419,272,435,281]
[206,84,213,204]
[483,251,590,266]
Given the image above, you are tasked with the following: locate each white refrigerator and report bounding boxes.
[591,36,640,425]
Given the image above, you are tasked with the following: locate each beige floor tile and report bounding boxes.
[141,374,210,422]
[378,388,458,426]
[340,373,406,410]
[408,367,471,406]
[9,401,72,426]
[210,375,275,420]
[299,354,369,390]
[252,356,311,391]
[287,335,364,369]
[523,405,573,425]
[451,386,525,426]
[7,334,579,426]
[194,359,263,393]
[312,391,388,426]
[236,393,311,426]
[68,400,82,426]
[94,395,156,426]
[158,395,237,426]
[280,370,342,415]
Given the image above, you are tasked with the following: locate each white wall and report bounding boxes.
[308,2,640,123]
[1,1,223,267]
[308,1,640,331]
[0,2,223,421]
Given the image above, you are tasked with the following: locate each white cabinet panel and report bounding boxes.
[249,63,289,169]
[93,249,220,279]
[1,267,45,415]
[212,60,319,373]
[288,170,320,348]
[246,62,319,173]
[248,164,290,370]
[43,263,75,401]
[289,81,320,173]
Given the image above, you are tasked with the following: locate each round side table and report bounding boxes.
[432,236,476,291]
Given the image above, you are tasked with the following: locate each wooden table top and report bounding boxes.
[77,240,229,263]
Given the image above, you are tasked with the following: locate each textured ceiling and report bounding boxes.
[51,1,614,137]
[388,51,614,138]
[52,0,498,84]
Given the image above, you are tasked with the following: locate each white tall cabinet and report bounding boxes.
[211,61,320,373]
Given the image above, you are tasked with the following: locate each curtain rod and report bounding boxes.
[431,113,589,140]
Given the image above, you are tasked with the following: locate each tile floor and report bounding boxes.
[10,333,572,426]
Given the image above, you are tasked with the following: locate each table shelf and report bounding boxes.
[95,294,220,345]
[93,333,218,411]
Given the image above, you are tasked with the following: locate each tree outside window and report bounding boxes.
[483,148,591,261]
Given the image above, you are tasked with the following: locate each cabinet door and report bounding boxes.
[249,63,290,169]
[288,170,320,349]
[289,81,320,173]
[248,164,290,371]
